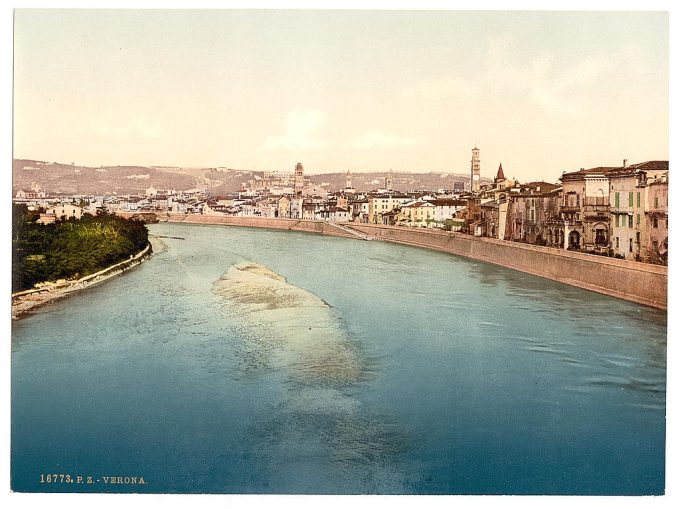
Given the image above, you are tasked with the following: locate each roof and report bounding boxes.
[480,200,499,208]
[512,181,561,195]
[627,161,668,171]
[561,161,668,181]
[403,201,435,208]
[426,199,467,206]
[496,163,505,181]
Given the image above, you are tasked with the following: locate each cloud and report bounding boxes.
[527,55,610,116]
[260,109,330,151]
[402,35,613,118]
[94,116,162,139]
[402,77,474,100]
[350,129,427,149]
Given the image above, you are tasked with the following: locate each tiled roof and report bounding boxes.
[561,161,668,180]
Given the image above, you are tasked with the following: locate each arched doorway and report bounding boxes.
[592,222,608,247]
[568,230,580,250]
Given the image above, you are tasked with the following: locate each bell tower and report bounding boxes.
[294,162,304,196]
[471,147,481,193]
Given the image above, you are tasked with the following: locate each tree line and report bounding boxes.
[12,204,150,292]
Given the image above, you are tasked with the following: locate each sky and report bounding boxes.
[13,9,669,183]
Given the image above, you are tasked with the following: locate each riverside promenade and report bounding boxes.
[118,213,667,310]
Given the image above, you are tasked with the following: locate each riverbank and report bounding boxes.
[11,243,153,320]
[132,214,667,310]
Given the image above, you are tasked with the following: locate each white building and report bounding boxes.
[48,204,83,220]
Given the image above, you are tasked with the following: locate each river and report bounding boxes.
[11,223,667,494]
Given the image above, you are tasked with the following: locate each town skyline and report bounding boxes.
[13,10,668,183]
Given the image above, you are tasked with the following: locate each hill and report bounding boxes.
[13,159,489,196]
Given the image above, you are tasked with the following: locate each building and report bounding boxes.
[609,161,669,261]
[294,162,304,196]
[560,160,668,257]
[343,170,356,194]
[385,170,393,192]
[276,196,290,218]
[560,166,613,252]
[368,194,411,224]
[609,166,645,259]
[644,175,668,264]
[350,198,369,222]
[48,204,83,220]
[397,200,436,227]
[427,198,467,227]
[506,182,562,245]
[302,183,329,197]
[470,146,481,193]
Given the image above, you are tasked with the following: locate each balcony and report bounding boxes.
[559,205,580,213]
[583,204,609,219]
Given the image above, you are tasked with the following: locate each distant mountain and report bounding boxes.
[13,160,204,195]
[12,159,489,196]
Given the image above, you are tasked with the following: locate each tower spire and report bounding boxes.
[496,163,505,182]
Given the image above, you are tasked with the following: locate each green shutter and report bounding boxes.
[637,192,640,208]
[615,192,620,208]
[615,214,619,228]
[628,192,633,207]
[636,214,640,225]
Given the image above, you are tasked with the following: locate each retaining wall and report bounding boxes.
[119,213,667,309]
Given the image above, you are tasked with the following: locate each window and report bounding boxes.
[637,192,640,208]
[628,216,633,228]
[636,214,640,226]
[615,192,620,208]
[616,237,620,249]
[628,192,634,207]
[615,215,619,228]
[629,239,633,252]
[653,217,658,228]
[654,196,659,209]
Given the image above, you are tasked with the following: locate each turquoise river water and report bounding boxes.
[11,223,667,494]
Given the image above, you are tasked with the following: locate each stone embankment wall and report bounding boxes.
[118,213,667,309]
[348,224,667,310]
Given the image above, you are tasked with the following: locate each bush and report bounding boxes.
[12,205,149,292]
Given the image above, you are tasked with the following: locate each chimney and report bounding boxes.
[623,159,627,168]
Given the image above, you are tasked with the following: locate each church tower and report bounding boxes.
[471,147,481,193]
[494,163,505,183]
[345,170,352,189]
[294,162,304,196]
[385,170,393,192]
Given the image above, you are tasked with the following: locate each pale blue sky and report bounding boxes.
[13,9,668,182]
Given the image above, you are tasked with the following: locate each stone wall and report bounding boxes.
[119,213,667,309]
[348,224,667,309]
